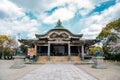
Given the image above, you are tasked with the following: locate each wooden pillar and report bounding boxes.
[68,42,71,61]
[81,45,84,61]
[78,46,81,57]
[34,44,37,55]
[48,43,50,61]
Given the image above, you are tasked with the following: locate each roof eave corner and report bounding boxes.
[18,39,24,43]
[81,34,83,37]
[35,34,39,38]
[79,34,83,37]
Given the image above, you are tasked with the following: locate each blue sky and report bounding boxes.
[0,0,120,39]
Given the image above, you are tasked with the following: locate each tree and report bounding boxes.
[98,18,120,39]
[97,18,120,60]
[0,35,18,59]
[19,44,28,56]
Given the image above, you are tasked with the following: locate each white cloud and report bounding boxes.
[11,0,107,24]
[0,0,39,38]
[42,0,95,24]
[0,17,39,38]
[81,2,120,39]
[1,0,120,40]
[0,0,24,19]
[11,0,107,13]
[43,8,75,23]
[81,24,103,39]
[41,0,110,24]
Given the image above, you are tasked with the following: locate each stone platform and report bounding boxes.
[37,56,81,62]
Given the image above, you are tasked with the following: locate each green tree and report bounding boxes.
[0,35,18,59]
[98,18,120,39]
[97,18,120,60]
[20,44,28,56]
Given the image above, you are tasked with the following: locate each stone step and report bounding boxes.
[37,56,48,62]
[51,56,68,62]
[37,56,81,62]
[71,56,81,61]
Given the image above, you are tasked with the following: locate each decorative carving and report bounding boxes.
[49,32,69,38]
[61,33,68,38]
[50,33,57,38]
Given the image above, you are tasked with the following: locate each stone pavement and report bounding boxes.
[18,64,97,80]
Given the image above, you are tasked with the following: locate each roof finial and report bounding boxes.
[56,19,62,27]
[54,19,64,29]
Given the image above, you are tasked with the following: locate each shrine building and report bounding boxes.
[19,20,96,62]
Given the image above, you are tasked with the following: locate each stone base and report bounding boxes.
[92,56,107,69]
[10,56,25,69]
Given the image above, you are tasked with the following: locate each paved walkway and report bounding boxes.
[18,64,97,80]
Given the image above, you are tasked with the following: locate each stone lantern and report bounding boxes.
[92,49,107,69]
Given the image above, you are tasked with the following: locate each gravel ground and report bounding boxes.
[0,60,120,80]
[76,62,120,80]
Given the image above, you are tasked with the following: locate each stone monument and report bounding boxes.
[10,47,25,69]
[92,49,107,69]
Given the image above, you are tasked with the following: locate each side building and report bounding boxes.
[19,20,96,62]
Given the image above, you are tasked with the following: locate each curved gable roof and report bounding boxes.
[35,20,83,38]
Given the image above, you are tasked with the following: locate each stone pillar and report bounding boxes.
[68,42,71,61]
[81,45,84,61]
[48,43,50,61]
[34,44,37,62]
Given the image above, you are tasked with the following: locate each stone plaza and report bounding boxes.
[0,60,120,80]
[18,64,97,80]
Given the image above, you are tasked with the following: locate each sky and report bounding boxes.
[0,0,120,39]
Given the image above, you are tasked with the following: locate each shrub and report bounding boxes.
[104,53,120,61]
[89,46,103,55]
[115,53,120,61]
[3,48,14,60]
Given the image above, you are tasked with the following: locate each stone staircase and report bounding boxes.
[37,56,81,63]
[51,56,68,62]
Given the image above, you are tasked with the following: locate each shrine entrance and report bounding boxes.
[50,44,68,56]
